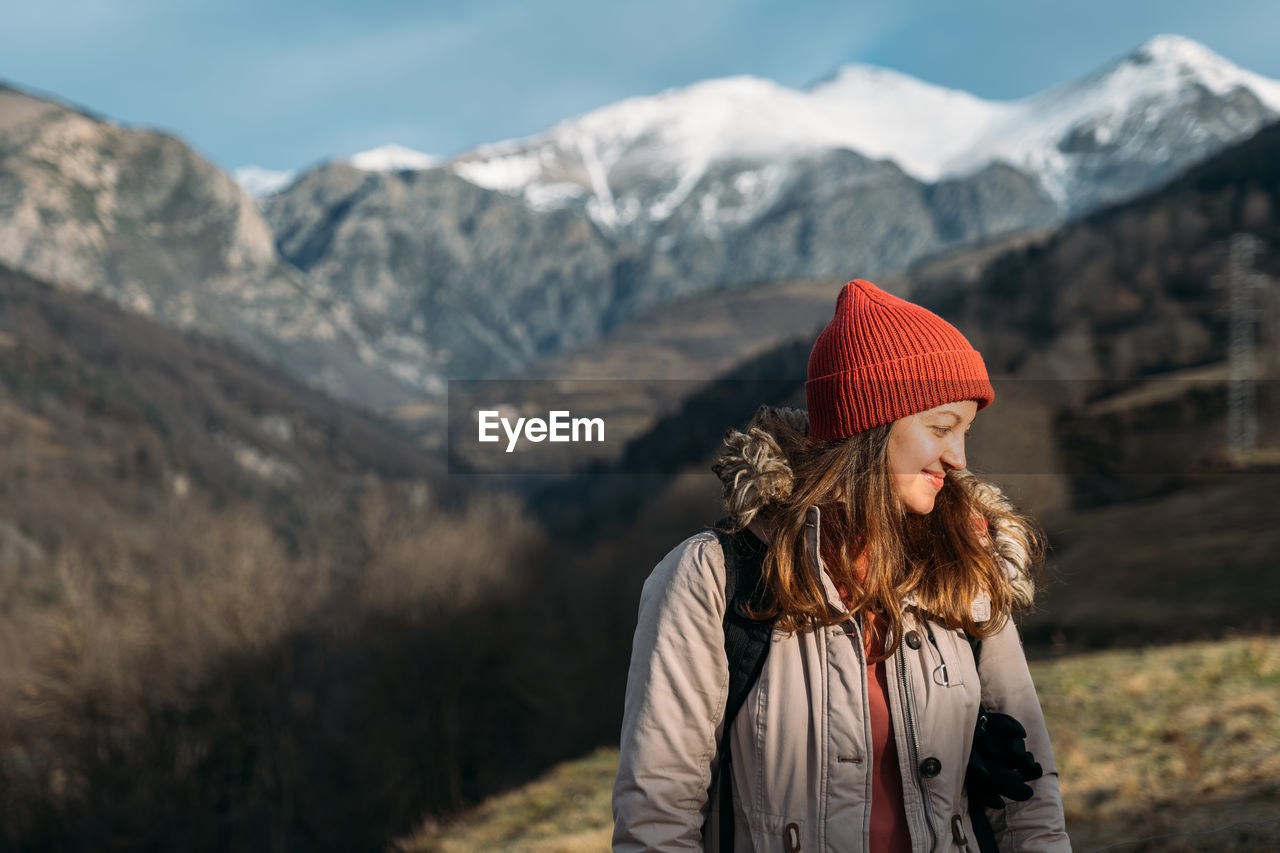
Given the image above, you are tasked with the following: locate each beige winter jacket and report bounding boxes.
[612,504,1070,852]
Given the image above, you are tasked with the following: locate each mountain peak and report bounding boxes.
[349,144,439,173]
[1131,33,1226,68]
[806,61,963,99]
[233,165,296,199]
[1094,33,1280,112]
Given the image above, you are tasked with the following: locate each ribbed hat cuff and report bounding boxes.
[805,350,994,442]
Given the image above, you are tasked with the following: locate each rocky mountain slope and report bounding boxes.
[262,161,625,382]
[510,111,1280,539]
[4,35,1277,415]
[260,35,1279,400]
[271,140,1064,377]
[0,84,416,408]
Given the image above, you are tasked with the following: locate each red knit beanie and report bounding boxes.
[805,280,994,442]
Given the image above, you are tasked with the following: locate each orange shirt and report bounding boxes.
[833,575,913,853]
[861,614,913,853]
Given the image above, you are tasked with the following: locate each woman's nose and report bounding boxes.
[941,436,966,471]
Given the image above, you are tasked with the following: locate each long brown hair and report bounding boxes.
[711,405,1043,658]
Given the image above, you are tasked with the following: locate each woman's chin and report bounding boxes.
[899,492,938,515]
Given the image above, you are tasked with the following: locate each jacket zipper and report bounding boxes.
[852,615,874,852]
[895,637,939,851]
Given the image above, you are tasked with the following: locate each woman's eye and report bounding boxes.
[931,427,950,437]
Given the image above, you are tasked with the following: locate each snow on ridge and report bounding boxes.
[451,70,976,216]
[233,165,296,199]
[1068,32,1280,107]
[1138,33,1280,112]
[451,147,545,195]
[445,34,1280,226]
[939,33,1280,197]
[448,65,1008,209]
[1135,32,1260,88]
[1026,32,1280,125]
[804,63,1013,182]
[349,144,439,172]
[452,74,840,220]
[453,75,817,189]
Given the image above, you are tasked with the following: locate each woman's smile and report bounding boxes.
[887,400,978,514]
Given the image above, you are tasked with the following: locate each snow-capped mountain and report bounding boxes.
[253,34,1280,401]
[440,34,1280,233]
[11,33,1278,423]
[447,65,1005,235]
[233,165,296,199]
[348,143,439,172]
[256,34,1279,244]
[234,145,438,199]
[946,34,1280,211]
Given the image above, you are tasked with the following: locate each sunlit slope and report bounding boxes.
[398,637,1280,853]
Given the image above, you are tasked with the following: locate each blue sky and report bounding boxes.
[3,0,1279,173]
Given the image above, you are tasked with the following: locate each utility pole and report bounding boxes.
[1218,234,1267,466]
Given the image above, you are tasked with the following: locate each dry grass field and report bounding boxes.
[397,636,1280,853]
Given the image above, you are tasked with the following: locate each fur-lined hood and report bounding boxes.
[713,406,1037,615]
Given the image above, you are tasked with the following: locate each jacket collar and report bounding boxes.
[747,506,849,615]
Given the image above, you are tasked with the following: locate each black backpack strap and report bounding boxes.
[964,632,1000,853]
[709,519,773,853]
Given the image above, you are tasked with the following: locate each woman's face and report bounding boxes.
[886,400,978,515]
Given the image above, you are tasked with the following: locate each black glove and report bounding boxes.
[966,710,1044,810]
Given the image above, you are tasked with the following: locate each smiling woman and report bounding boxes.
[613,280,1068,852]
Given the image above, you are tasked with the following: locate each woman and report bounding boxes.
[612,280,1070,852]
